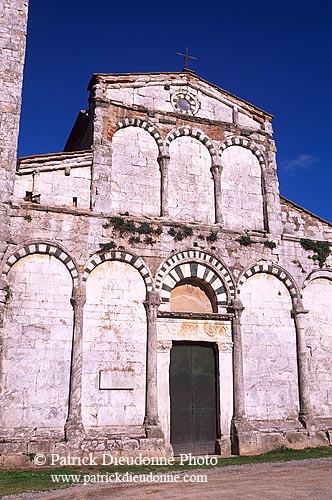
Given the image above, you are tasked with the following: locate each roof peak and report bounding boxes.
[88,71,273,118]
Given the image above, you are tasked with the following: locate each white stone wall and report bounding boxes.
[302,278,332,417]
[82,261,147,428]
[105,80,259,126]
[221,146,264,230]
[1,255,73,428]
[241,273,299,420]
[14,167,91,209]
[0,0,29,258]
[168,136,214,224]
[111,127,160,216]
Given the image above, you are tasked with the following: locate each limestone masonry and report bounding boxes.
[1,2,332,468]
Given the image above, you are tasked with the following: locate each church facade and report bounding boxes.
[1,1,332,468]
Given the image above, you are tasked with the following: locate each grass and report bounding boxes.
[1,446,332,497]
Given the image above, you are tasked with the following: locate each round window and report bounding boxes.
[177,98,191,111]
[171,92,199,114]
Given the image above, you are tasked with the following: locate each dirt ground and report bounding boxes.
[5,458,332,500]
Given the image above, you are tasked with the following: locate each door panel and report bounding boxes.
[170,343,218,455]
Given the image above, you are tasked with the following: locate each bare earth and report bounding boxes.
[4,458,332,500]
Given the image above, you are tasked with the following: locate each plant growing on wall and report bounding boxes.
[264,240,277,249]
[206,231,218,243]
[237,235,255,246]
[102,216,163,247]
[168,225,193,241]
[97,241,117,254]
[300,238,331,268]
[4,285,12,304]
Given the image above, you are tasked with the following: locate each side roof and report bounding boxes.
[280,195,332,228]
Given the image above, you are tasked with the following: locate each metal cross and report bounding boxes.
[177,47,197,70]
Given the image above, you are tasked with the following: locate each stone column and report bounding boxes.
[144,290,164,438]
[210,160,223,224]
[231,298,245,419]
[292,301,314,429]
[230,298,256,454]
[158,151,170,217]
[65,285,86,440]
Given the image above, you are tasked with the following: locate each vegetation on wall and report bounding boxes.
[101,216,163,249]
[4,285,12,304]
[103,217,162,238]
[97,241,117,254]
[167,225,193,241]
[206,230,218,243]
[264,240,277,249]
[300,238,331,268]
[237,235,255,246]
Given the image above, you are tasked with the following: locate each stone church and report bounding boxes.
[1,1,332,467]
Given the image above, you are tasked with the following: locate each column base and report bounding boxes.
[299,412,316,431]
[231,418,256,455]
[144,424,165,439]
[65,417,85,442]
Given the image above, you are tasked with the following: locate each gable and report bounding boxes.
[93,72,272,132]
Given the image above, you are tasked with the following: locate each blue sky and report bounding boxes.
[18,0,332,221]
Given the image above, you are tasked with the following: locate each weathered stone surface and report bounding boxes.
[0,0,29,259]
[241,273,299,420]
[1,6,332,468]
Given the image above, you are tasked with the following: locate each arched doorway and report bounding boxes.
[169,279,219,455]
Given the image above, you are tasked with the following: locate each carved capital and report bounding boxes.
[157,153,170,173]
[157,340,173,353]
[71,286,86,308]
[217,341,233,353]
[210,163,223,179]
[292,299,309,316]
[146,290,161,308]
[231,298,245,312]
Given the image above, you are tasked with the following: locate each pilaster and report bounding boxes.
[90,85,113,212]
[263,148,283,235]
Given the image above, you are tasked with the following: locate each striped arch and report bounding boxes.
[155,250,235,310]
[116,118,163,153]
[237,261,300,301]
[1,241,79,286]
[83,250,153,292]
[220,136,266,167]
[302,269,332,291]
[165,127,217,158]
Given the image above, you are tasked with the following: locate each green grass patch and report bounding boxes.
[1,446,332,497]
